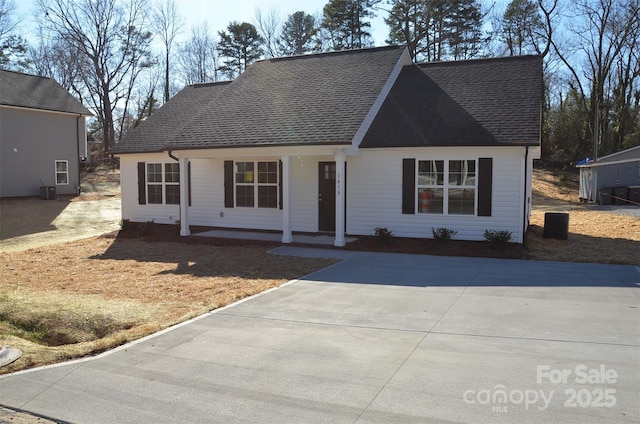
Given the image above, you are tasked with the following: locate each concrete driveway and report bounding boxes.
[1,250,638,423]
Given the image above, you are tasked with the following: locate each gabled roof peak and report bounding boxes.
[260,45,404,64]
[416,54,541,67]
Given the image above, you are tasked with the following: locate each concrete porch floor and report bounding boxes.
[192,229,358,246]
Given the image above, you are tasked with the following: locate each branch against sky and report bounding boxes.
[36,0,154,151]
[153,0,185,103]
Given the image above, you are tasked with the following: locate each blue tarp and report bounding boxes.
[575,157,592,166]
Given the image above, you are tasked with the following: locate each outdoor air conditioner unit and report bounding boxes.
[40,186,56,200]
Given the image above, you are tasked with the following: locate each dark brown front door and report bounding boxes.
[318,162,336,232]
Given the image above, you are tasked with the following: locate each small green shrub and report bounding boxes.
[140,220,155,236]
[373,227,393,245]
[432,227,458,242]
[484,229,512,249]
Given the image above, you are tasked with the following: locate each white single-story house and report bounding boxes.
[0,69,92,197]
[114,46,542,245]
[577,145,640,204]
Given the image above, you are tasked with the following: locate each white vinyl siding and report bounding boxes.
[120,154,180,224]
[347,147,527,243]
[118,146,529,243]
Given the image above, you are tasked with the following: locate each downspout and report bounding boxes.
[522,146,529,246]
[167,150,179,162]
[76,114,82,195]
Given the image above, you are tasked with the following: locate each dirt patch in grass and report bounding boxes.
[0,237,335,374]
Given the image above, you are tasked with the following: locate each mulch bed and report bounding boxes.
[344,236,527,259]
[117,222,527,260]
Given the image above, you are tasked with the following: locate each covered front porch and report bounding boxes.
[171,145,356,247]
[192,228,358,246]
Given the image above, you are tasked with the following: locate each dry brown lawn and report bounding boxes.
[528,168,640,264]
[0,166,638,376]
[0,237,335,374]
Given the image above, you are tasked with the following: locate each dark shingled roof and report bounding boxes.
[360,55,542,147]
[115,81,232,152]
[114,46,406,153]
[0,69,91,115]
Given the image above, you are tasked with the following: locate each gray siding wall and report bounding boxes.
[1,107,85,197]
[596,161,640,190]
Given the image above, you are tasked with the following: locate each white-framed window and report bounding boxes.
[235,161,278,208]
[417,159,476,215]
[55,160,69,185]
[147,162,180,205]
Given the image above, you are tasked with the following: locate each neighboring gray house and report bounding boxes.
[0,69,92,197]
[577,145,640,204]
[114,47,542,245]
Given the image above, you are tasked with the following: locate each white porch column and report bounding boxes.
[281,155,293,243]
[179,157,190,236]
[334,152,346,247]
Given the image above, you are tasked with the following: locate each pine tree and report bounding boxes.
[320,0,380,50]
[218,21,264,78]
[280,11,318,56]
[385,0,428,60]
[444,0,484,60]
[501,0,544,55]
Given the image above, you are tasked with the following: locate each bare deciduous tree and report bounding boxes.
[28,34,84,99]
[36,0,154,152]
[153,0,184,103]
[179,21,218,84]
[0,0,17,39]
[0,0,29,69]
[561,0,640,158]
[254,7,281,58]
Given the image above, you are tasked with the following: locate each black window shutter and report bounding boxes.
[278,160,283,210]
[478,158,493,216]
[137,162,146,205]
[402,158,415,214]
[224,160,234,208]
[188,161,192,207]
